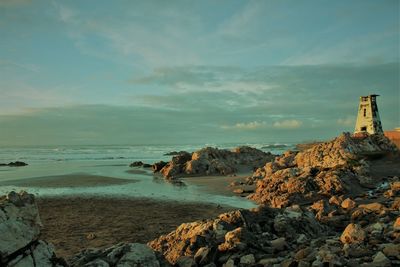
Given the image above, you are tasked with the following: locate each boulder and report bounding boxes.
[340,223,366,244]
[0,191,65,267]
[341,198,356,210]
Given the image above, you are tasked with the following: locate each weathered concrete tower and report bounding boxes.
[354,94,383,135]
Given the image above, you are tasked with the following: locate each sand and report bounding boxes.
[0,173,138,188]
[37,197,235,259]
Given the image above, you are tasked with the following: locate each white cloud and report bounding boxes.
[221,121,267,130]
[273,119,302,129]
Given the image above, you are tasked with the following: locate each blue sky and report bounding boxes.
[0,0,399,145]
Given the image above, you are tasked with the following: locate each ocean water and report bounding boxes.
[0,143,295,208]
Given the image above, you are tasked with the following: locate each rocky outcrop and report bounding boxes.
[0,161,28,167]
[156,146,275,179]
[250,133,398,207]
[148,205,329,266]
[0,191,66,267]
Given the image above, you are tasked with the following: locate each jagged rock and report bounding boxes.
[250,133,397,207]
[157,146,275,179]
[340,223,366,244]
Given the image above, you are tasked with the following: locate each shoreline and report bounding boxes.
[36,196,236,259]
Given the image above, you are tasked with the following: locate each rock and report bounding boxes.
[382,243,400,258]
[270,237,287,251]
[164,151,188,156]
[84,259,110,267]
[86,233,96,240]
[129,161,144,167]
[222,259,235,267]
[233,188,244,194]
[0,192,41,260]
[295,247,312,260]
[158,146,275,179]
[329,195,343,206]
[358,202,386,213]
[152,161,168,172]
[372,251,391,267]
[239,254,255,265]
[391,181,400,191]
[340,223,366,244]
[0,191,65,267]
[194,247,213,265]
[176,256,196,267]
[143,163,152,168]
[250,133,397,206]
[394,217,400,230]
[341,198,356,210]
[4,161,28,167]
[117,244,160,267]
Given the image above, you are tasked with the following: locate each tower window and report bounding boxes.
[361,126,367,131]
[363,109,366,117]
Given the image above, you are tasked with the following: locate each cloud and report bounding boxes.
[273,120,302,129]
[221,121,267,130]
[0,60,40,73]
[53,3,204,68]
[0,0,31,7]
[337,117,355,126]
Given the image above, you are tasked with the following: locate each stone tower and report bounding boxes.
[354,94,383,135]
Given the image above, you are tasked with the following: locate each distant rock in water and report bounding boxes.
[156,146,275,179]
[0,191,66,266]
[129,161,144,167]
[163,151,188,156]
[0,161,28,167]
[129,161,152,168]
[249,132,398,207]
[261,144,288,149]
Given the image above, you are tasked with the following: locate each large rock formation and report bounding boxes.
[148,206,329,266]
[156,146,275,179]
[249,133,398,207]
[0,191,66,267]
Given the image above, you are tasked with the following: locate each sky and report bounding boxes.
[0,0,399,146]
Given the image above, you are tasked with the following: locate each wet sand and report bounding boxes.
[37,197,235,259]
[0,173,138,188]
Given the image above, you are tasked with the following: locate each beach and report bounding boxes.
[37,196,234,259]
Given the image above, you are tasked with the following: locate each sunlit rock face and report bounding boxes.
[249,133,398,207]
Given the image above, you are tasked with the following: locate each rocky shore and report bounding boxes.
[2,133,400,266]
[149,146,275,179]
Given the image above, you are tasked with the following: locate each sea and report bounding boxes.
[0,143,295,208]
